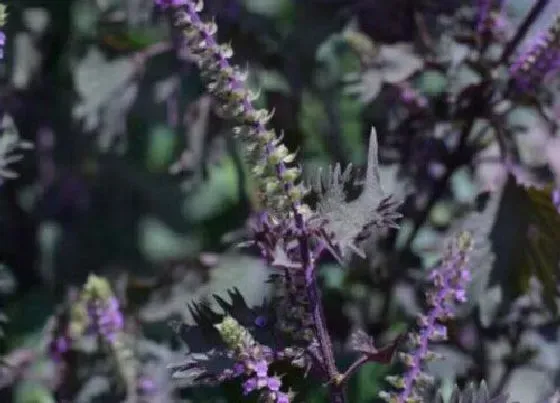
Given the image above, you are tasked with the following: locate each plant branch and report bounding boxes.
[298,217,346,402]
[499,0,550,64]
[339,354,369,385]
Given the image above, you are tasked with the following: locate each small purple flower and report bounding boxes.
[137,377,157,396]
[233,362,246,376]
[75,275,125,344]
[49,335,71,361]
[242,377,257,395]
[267,376,282,392]
[212,316,290,401]
[254,315,267,327]
[85,296,124,343]
[253,359,268,377]
[399,84,428,110]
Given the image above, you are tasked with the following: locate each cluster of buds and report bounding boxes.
[156,0,306,218]
[269,266,315,343]
[70,274,124,344]
[380,232,474,403]
[248,210,316,344]
[215,316,292,402]
[509,14,560,92]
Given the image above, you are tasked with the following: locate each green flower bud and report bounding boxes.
[214,316,255,352]
[82,274,113,301]
[386,375,406,389]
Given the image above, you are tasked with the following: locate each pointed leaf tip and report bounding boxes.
[366,127,381,189]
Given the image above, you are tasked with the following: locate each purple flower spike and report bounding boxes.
[0,4,7,61]
[86,296,124,343]
[510,15,560,91]
[76,275,125,344]
[381,231,474,403]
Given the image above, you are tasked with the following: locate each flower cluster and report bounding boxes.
[381,231,474,403]
[160,0,304,218]
[170,289,309,401]
[70,274,124,344]
[509,14,560,91]
[215,316,291,402]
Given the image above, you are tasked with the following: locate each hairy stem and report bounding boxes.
[297,214,345,402]
[339,355,369,385]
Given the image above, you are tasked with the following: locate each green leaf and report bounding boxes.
[320,264,345,289]
[489,176,560,314]
[182,157,240,222]
[340,93,365,165]
[5,289,53,350]
[139,217,202,262]
[257,69,291,94]
[315,33,347,88]
[14,381,55,403]
[146,125,177,173]
[349,362,391,403]
[101,27,167,52]
[299,91,329,158]
[416,70,448,97]
[244,0,290,17]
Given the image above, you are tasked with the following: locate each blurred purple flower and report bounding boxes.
[154,0,188,7]
[552,188,560,214]
[0,32,5,60]
[49,335,71,361]
[476,0,505,37]
[86,296,124,343]
[137,376,158,396]
[510,15,560,91]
